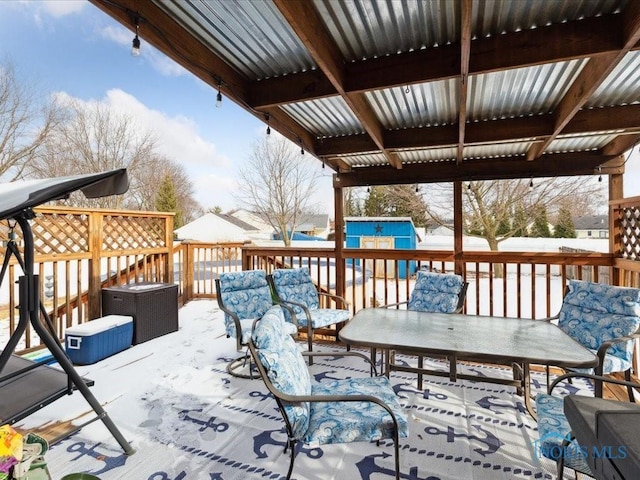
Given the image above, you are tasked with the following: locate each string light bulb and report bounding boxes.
[131,17,141,57]
[415,183,419,193]
[299,138,304,155]
[598,166,602,182]
[467,181,471,190]
[215,78,222,107]
[367,186,370,193]
[265,113,271,135]
[529,177,534,189]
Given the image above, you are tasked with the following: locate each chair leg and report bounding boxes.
[307,324,314,366]
[556,455,565,479]
[393,432,400,480]
[286,440,298,480]
[227,349,257,379]
[625,369,636,402]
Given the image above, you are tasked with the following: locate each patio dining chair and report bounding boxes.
[535,372,640,478]
[267,267,351,365]
[543,280,640,400]
[215,269,297,378]
[381,270,468,386]
[248,306,408,480]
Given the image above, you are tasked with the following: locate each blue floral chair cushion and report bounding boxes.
[308,376,408,445]
[218,270,275,342]
[558,280,640,372]
[253,310,312,439]
[270,267,350,328]
[535,393,591,474]
[408,271,465,313]
[251,309,408,445]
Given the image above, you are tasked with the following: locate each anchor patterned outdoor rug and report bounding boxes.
[16,300,593,480]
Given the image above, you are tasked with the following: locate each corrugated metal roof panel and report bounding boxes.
[154,0,315,79]
[281,97,363,138]
[468,60,587,121]
[589,51,640,107]
[367,79,458,129]
[337,152,387,168]
[464,143,529,159]
[548,133,617,153]
[396,148,458,164]
[314,0,458,61]
[473,0,624,39]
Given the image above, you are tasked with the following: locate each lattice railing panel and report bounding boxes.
[620,206,640,261]
[31,212,90,255]
[102,214,167,251]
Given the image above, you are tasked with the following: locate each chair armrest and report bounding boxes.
[302,350,377,374]
[534,313,559,323]
[378,301,409,309]
[216,303,243,335]
[548,371,640,396]
[275,298,312,319]
[595,330,640,368]
[318,291,351,309]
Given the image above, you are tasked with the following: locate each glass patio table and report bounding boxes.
[339,308,598,418]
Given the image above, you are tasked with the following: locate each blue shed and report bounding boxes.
[345,217,421,279]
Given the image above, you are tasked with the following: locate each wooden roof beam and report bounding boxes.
[456,0,472,164]
[316,104,640,156]
[250,13,625,108]
[334,151,622,188]
[272,0,401,169]
[527,1,640,160]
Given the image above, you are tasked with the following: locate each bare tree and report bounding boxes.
[125,154,202,223]
[425,177,604,252]
[0,61,62,180]
[236,135,320,246]
[28,97,156,209]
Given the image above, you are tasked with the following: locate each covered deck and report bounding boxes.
[4,1,640,478]
[17,299,594,480]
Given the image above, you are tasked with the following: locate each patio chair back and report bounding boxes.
[408,271,467,313]
[268,266,351,364]
[249,307,407,479]
[216,270,273,341]
[215,269,277,378]
[269,267,319,320]
[535,372,640,478]
[558,280,640,369]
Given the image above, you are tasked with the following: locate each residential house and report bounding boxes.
[573,215,609,239]
[174,212,260,243]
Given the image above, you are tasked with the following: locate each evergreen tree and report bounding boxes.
[512,203,528,237]
[363,184,428,227]
[554,207,576,238]
[496,216,511,236]
[156,174,184,228]
[530,205,552,237]
[364,186,389,217]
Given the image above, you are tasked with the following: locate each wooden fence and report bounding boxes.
[3,195,640,356]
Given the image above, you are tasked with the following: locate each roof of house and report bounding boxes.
[573,215,608,230]
[212,212,259,231]
[175,212,253,243]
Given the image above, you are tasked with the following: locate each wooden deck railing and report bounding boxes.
[0,206,174,353]
[3,195,640,357]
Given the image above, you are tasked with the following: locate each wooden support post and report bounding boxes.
[453,181,464,276]
[88,211,102,320]
[334,184,345,301]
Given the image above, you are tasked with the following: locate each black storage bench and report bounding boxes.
[102,282,178,344]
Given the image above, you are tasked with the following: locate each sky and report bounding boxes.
[0,1,639,218]
[0,0,335,215]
